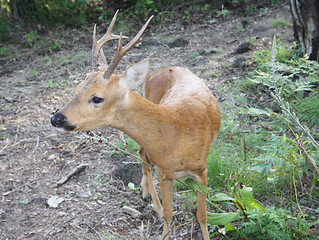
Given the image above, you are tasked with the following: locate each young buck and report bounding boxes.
[51,11,221,240]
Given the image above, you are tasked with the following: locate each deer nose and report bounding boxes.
[51,112,76,131]
[51,112,67,128]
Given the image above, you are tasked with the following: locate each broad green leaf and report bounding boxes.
[235,187,265,213]
[207,212,240,225]
[246,107,272,117]
[184,178,209,195]
[250,162,272,175]
[222,201,234,208]
[210,193,235,201]
[225,222,236,232]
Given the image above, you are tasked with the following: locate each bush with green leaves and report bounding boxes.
[249,38,319,150]
[233,207,318,240]
[0,0,287,40]
[201,37,319,239]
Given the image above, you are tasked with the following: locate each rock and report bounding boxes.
[114,157,142,185]
[233,42,252,54]
[123,206,142,218]
[168,38,189,48]
[234,57,247,68]
[47,196,64,208]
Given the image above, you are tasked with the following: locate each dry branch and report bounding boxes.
[55,164,88,187]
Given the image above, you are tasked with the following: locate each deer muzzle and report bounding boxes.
[51,112,76,131]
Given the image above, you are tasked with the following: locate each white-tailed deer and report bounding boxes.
[51,10,221,240]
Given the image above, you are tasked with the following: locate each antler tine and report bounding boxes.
[97,10,122,46]
[91,10,126,71]
[104,15,154,79]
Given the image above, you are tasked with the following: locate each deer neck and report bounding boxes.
[110,90,175,152]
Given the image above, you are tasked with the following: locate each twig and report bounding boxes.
[0,138,10,154]
[1,137,38,150]
[55,164,88,187]
[85,223,102,240]
[29,136,39,157]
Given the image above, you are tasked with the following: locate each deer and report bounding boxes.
[51,10,221,240]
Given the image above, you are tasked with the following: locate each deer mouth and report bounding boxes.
[51,112,76,131]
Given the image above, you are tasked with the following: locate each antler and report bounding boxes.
[91,10,124,71]
[103,15,154,79]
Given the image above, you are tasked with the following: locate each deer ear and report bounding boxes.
[119,59,149,89]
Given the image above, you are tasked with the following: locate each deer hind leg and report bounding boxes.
[158,171,173,240]
[139,148,164,218]
[196,168,209,240]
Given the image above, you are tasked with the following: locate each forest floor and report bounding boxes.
[0,2,294,239]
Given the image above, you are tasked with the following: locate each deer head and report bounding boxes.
[51,11,153,132]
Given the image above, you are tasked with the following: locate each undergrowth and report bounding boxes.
[201,38,319,238]
[1,0,286,41]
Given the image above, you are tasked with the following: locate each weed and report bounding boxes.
[268,15,291,28]
[202,4,216,16]
[44,54,52,62]
[49,41,61,51]
[92,169,108,189]
[233,207,318,240]
[295,92,319,127]
[47,79,59,88]
[0,46,8,56]
[245,5,255,14]
[234,25,245,33]
[26,68,39,80]
[217,9,229,19]
[24,30,45,48]
[253,42,296,66]
[245,36,257,44]
[187,49,206,62]
[183,10,191,20]
[249,39,319,150]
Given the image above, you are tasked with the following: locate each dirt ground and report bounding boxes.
[0,3,294,240]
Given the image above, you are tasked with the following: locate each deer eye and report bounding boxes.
[92,96,104,104]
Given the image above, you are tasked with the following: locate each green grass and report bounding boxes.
[268,15,291,28]
[295,93,319,127]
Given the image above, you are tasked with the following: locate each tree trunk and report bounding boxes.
[290,0,319,61]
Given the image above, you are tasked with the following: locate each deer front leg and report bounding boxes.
[158,171,173,240]
[196,169,209,240]
[139,148,163,218]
